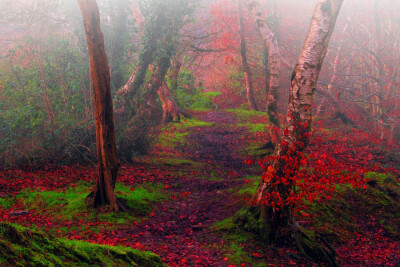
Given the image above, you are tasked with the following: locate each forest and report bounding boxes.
[0,0,399,266]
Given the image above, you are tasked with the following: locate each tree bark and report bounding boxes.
[168,59,182,91]
[316,18,350,116]
[77,0,120,212]
[120,3,188,124]
[238,0,258,111]
[240,0,343,248]
[157,83,188,123]
[248,0,280,127]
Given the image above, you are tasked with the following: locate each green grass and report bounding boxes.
[0,222,163,266]
[13,181,166,225]
[0,196,13,209]
[173,117,214,129]
[157,118,214,148]
[229,176,260,196]
[364,172,396,184]
[212,217,268,266]
[199,171,224,181]
[157,131,189,147]
[225,109,266,123]
[190,91,221,111]
[237,123,268,133]
[15,181,90,220]
[204,91,221,98]
[151,153,202,167]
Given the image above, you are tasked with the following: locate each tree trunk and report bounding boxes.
[247,1,281,147]
[168,59,182,91]
[77,0,121,212]
[248,0,280,127]
[316,18,350,116]
[238,0,258,111]
[119,4,187,124]
[108,0,129,90]
[157,82,190,123]
[236,0,343,261]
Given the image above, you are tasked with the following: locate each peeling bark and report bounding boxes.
[249,0,344,245]
[77,0,120,212]
[248,0,280,127]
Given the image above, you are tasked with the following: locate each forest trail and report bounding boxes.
[123,111,260,266]
[1,110,399,266]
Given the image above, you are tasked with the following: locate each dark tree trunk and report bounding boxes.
[77,0,121,212]
[168,59,182,91]
[238,0,258,111]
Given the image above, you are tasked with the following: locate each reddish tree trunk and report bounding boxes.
[77,0,120,212]
[157,82,189,123]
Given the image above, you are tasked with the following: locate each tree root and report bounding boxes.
[86,191,127,212]
[233,206,338,266]
[294,229,338,267]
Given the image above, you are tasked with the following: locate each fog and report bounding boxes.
[0,0,400,166]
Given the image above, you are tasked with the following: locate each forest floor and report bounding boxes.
[0,109,400,266]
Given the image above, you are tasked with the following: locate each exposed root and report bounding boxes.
[233,206,337,266]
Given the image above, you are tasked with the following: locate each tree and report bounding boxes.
[119,0,195,123]
[77,0,121,212]
[247,0,282,146]
[235,0,343,263]
[238,0,258,111]
[248,1,280,125]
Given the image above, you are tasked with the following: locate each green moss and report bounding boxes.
[204,91,221,98]
[14,182,166,226]
[364,172,394,184]
[115,183,166,214]
[229,176,259,196]
[199,171,224,181]
[225,108,265,118]
[236,123,268,133]
[225,243,255,265]
[309,175,400,241]
[0,197,13,209]
[157,117,214,148]
[212,217,268,266]
[154,156,202,167]
[0,222,163,266]
[158,131,189,148]
[178,118,213,128]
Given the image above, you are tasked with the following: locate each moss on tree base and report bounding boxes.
[233,206,337,266]
[233,206,270,241]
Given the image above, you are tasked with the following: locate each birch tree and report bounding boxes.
[236,0,344,263]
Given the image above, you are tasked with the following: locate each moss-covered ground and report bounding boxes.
[0,222,163,266]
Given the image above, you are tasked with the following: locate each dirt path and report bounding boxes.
[124,111,259,266]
